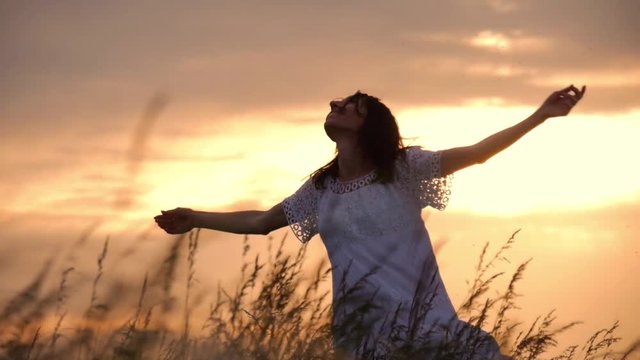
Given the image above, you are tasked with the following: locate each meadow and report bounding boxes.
[0,228,637,360]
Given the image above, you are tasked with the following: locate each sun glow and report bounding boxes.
[396,105,640,215]
[5,104,640,233]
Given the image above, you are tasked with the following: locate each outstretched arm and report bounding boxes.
[440,84,586,176]
[155,202,288,235]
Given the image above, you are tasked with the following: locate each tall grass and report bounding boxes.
[0,229,637,359]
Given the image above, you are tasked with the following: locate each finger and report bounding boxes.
[558,84,580,99]
[548,91,562,102]
[160,212,179,219]
[559,94,578,105]
[156,219,171,225]
[166,208,189,217]
[559,84,572,92]
[558,90,579,104]
[156,222,173,228]
[580,85,587,98]
[567,85,582,99]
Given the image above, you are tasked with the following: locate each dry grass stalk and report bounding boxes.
[0,229,637,360]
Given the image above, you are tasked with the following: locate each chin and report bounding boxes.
[324,122,340,141]
[324,120,349,141]
[324,122,356,142]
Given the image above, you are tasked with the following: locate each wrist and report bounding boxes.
[531,109,550,124]
[190,210,204,228]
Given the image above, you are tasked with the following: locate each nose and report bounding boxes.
[330,98,344,112]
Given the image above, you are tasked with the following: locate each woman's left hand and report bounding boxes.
[536,84,586,118]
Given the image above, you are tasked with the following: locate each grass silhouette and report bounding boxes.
[0,229,637,359]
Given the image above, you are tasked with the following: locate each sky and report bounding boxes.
[1,0,639,353]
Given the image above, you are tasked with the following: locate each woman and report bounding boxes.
[154,85,586,359]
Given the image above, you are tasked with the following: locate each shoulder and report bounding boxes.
[402,146,442,164]
[395,146,431,167]
[393,146,446,182]
[392,147,418,181]
[296,175,330,197]
[405,145,437,155]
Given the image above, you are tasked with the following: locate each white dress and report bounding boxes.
[283,146,505,359]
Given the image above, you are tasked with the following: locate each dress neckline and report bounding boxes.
[330,169,378,194]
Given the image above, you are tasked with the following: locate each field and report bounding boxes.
[1,229,637,360]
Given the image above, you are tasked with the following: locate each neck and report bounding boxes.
[336,140,374,181]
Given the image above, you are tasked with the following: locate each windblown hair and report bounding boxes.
[310,90,410,189]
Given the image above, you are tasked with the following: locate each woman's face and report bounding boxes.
[324,96,368,136]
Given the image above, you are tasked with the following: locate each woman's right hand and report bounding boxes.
[154,207,196,234]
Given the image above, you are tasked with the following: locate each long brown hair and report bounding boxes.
[310,90,410,189]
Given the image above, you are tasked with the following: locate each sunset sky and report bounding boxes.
[1,0,639,353]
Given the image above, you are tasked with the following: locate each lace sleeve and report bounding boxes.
[282,178,319,243]
[405,146,453,210]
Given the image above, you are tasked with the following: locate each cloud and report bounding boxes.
[530,68,640,88]
[411,28,552,54]
[2,0,639,133]
[465,63,538,78]
[2,2,639,211]
[467,30,551,52]
[483,0,520,13]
